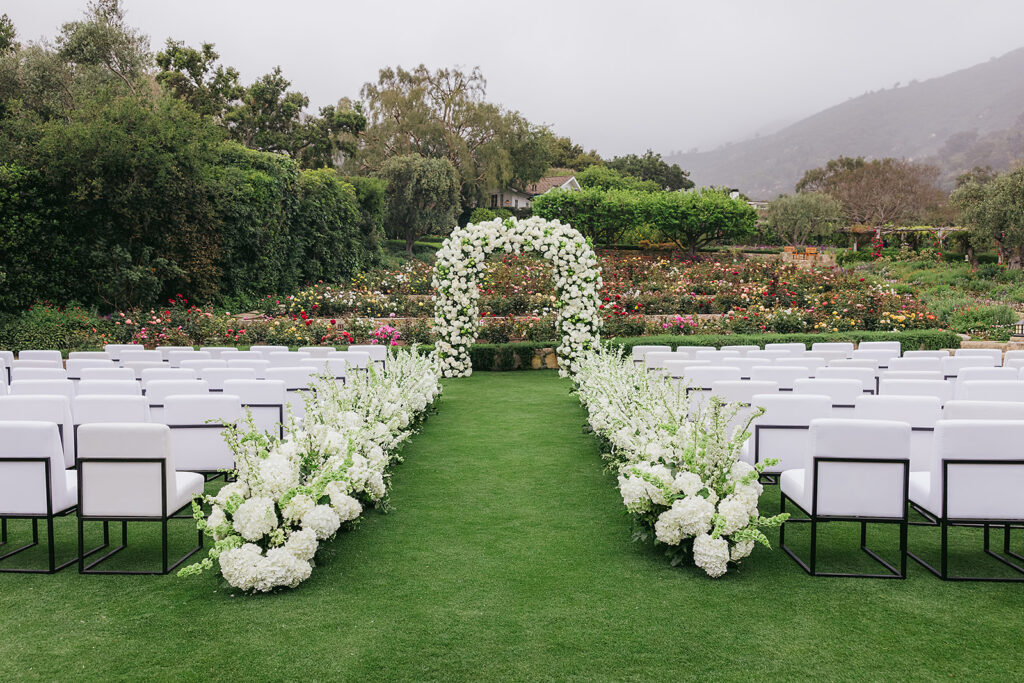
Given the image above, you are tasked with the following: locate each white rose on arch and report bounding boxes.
[431,217,603,378]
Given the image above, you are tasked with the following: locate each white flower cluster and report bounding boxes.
[431,217,603,378]
[574,348,788,578]
[181,349,442,592]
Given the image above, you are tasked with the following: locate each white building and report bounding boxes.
[488,175,581,210]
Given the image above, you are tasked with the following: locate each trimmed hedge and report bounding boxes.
[409,329,962,372]
[604,329,962,354]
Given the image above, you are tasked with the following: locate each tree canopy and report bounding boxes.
[765,192,845,245]
[357,65,552,209]
[796,155,946,226]
[952,166,1024,268]
[607,150,694,190]
[377,153,460,254]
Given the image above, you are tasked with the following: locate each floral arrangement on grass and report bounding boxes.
[432,217,602,377]
[574,348,788,577]
[179,349,441,592]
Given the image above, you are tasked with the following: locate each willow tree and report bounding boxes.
[378,153,460,254]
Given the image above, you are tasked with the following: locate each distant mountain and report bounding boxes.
[667,48,1024,199]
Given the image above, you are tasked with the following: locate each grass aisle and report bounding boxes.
[1,371,1022,681]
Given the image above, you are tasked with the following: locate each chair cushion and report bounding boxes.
[58,470,78,513]
[908,471,934,515]
[780,468,808,511]
[174,472,205,513]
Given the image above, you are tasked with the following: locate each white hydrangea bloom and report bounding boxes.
[693,533,730,578]
[328,488,363,522]
[302,504,341,540]
[618,474,653,513]
[258,453,299,500]
[232,497,278,542]
[672,471,705,497]
[218,543,264,591]
[282,494,315,523]
[730,539,755,562]
[255,547,313,592]
[674,496,716,537]
[284,528,319,562]
[214,482,249,506]
[717,496,752,535]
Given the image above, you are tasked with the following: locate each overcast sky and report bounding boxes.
[7,0,1024,157]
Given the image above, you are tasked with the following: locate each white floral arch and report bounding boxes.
[432,216,603,378]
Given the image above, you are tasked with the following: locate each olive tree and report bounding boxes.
[765,192,845,245]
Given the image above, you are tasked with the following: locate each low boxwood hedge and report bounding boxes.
[406,329,962,372]
[604,329,962,354]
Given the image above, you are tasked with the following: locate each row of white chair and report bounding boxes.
[668,360,1024,407]
[734,392,1024,475]
[775,417,1024,581]
[3,364,332,389]
[636,343,1024,368]
[0,384,290,470]
[0,421,205,574]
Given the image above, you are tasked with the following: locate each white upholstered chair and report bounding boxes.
[780,418,910,578]
[76,423,204,574]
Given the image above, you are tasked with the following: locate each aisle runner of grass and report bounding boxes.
[0,372,1021,680]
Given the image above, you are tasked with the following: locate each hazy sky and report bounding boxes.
[7,0,1024,157]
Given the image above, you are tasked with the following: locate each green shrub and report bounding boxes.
[468,208,513,224]
[0,304,110,353]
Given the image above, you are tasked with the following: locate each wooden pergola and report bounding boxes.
[836,225,968,251]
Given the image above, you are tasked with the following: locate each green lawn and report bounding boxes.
[0,372,1022,681]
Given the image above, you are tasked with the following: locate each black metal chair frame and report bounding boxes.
[908,458,1024,582]
[753,424,809,485]
[0,457,106,573]
[168,423,235,482]
[242,402,286,440]
[77,457,202,575]
[780,456,910,578]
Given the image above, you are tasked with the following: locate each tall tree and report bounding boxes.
[547,135,603,171]
[154,40,243,121]
[952,167,1024,268]
[55,0,150,95]
[0,14,16,54]
[765,192,845,245]
[357,65,548,208]
[223,67,365,168]
[796,156,946,226]
[576,165,660,192]
[650,188,758,257]
[377,153,460,254]
[607,149,694,190]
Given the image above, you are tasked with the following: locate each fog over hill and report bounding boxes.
[668,47,1024,199]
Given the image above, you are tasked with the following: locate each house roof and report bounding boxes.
[525,175,576,196]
